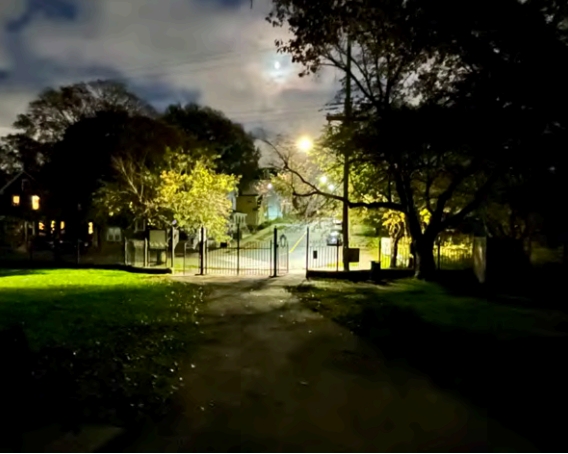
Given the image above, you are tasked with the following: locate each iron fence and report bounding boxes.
[307,241,342,271]
[378,237,473,270]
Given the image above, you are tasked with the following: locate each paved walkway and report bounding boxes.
[107,274,531,452]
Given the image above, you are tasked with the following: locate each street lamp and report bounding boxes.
[297,136,313,153]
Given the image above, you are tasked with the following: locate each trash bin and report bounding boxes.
[371,261,381,282]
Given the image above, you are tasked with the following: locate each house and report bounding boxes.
[236,187,265,229]
[235,176,288,228]
[0,170,43,248]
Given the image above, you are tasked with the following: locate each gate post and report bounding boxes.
[272,227,278,277]
[198,226,206,275]
[305,227,310,272]
[236,223,240,276]
[170,225,175,269]
[144,238,148,268]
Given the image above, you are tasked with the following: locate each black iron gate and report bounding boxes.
[191,226,289,276]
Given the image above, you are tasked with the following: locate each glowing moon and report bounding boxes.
[274,61,281,69]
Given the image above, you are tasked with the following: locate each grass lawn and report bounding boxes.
[291,277,568,451]
[0,269,206,430]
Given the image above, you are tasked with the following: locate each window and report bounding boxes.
[21,179,29,192]
[88,222,94,235]
[106,227,122,242]
[134,219,146,232]
[39,222,45,231]
[50,221,55,233]
[31,195,40,210]
[60,221,65,230]
[12,195,20,206]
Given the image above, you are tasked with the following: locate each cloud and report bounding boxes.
[0,0,339,144]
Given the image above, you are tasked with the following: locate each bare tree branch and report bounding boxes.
[263,138,404,212]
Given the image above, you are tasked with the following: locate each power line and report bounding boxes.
[86,46,276,82]
[225,105,337,119]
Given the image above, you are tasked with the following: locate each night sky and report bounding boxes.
[0,0,340,143]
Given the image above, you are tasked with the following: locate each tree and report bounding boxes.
[268,0,568,279]
[157,156,239,241]
[13,80,155,143]
[0,134,48,174]
[264,136,340,222]
[162,103,260,189]
[41,112,190,223]
[94,148,238,241]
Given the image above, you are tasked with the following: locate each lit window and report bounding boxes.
[88,222,94,235]
[39,222,45,231]
[31,195,40,210]
[12,195,20,206]
[50,221,55,233]
[60,221,65,230]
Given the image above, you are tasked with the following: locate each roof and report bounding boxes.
[0,170,35,195]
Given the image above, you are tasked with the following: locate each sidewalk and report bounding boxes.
[102,274,531,452]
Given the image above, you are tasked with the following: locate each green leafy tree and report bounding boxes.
[95,148,238,241]
[162,104,260,189]
[156,156,239,241]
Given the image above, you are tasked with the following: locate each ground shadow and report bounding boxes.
[293,283,568,452]
[0,268,47,278]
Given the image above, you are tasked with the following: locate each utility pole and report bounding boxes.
[326,36,352,272]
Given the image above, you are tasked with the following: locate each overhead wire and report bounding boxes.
[80,45,339,128]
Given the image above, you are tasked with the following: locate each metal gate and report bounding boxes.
[190,227,289,276]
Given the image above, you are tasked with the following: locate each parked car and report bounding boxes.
[326,230,343,246]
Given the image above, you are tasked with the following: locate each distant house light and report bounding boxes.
[88,222,94,235]
[31,195,40,210]
[50,221,55,233]
[39,222,45,231]
[12,195,20,206]
[60,221,65,230]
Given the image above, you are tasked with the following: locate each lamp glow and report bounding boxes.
[297,136,313,153]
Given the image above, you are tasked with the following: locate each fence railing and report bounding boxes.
[378,237,473,270]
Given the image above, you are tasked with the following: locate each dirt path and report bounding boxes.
[108,275,531,452]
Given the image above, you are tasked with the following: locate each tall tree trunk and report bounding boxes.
[390,235,400,268]
[414,237,437,280]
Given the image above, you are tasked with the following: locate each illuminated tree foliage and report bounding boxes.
[156,157,239,241]
[94,149,238,241]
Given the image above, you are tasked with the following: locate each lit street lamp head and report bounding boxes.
[297,136,313,153]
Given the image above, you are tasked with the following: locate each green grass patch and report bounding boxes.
[0,269,206,427]
[291,278,568,450]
